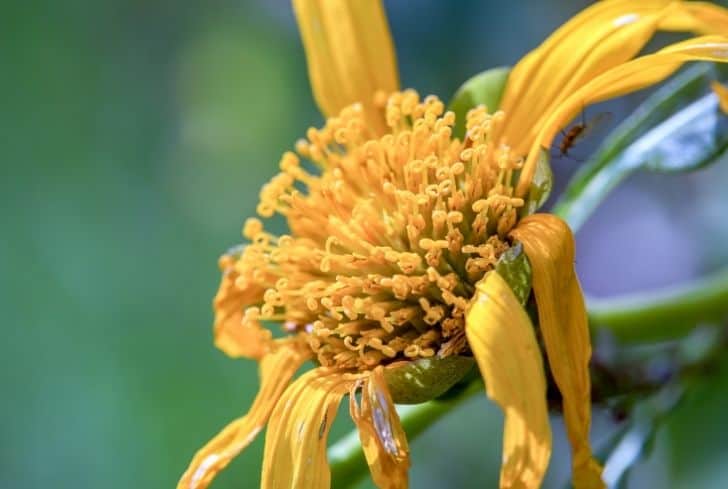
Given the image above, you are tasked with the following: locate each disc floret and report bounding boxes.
[232,90,525,370]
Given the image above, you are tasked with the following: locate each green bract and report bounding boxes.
[495,242,533,306]
[384,356,475,404]
[521,149,553,216]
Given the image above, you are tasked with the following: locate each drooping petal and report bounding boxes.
[517,35,728,196]
[292,0,399,133]
[465,271,551,489]
[261,368,358,489]
[351,366,410,489]
[213,251,271,359]
[712,81,728,114]
[178,338,311,489]
[510,214,604,489]
[500,0,728,157]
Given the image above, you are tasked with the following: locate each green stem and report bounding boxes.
[329,381,482,487]
[588,269,728,343]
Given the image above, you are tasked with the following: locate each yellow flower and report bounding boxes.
[179,1,728,488]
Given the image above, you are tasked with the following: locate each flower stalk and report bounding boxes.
[588,269,728,344]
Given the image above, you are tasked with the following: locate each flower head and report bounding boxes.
[180,1,728,488]
[238,93,521,371]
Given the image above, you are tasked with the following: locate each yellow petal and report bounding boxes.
[517,35,728,196]
[510,214,604,489]
[658,1,728,33]
[712,81,728,114]
[261,368,357,489]
[213,252,271,359]
[177,338,311,489]
[351,366,410,489]
[292,0,399,133]
[500,0,728,158]
[465,271,551,489]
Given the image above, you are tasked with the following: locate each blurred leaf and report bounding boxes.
[554,64,728,232]
[448,67,510,139]
[664,352,728,488]
[629,95,728,173]
[601,386,683,489]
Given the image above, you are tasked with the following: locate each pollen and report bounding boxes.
[231,90,525,370]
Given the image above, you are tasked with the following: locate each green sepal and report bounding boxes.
[384,355,475,405]
[494,242,533,305]
[448,67,511,139]
[554,63,728,232]
[520,149,553,216]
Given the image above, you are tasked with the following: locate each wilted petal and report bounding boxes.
[213,251,271,359]
[351,366,410,489]
[511,214,604,489]
[178,339,311,489]
[465,271,551,489]
[261,368,357,489]
[292,0,399,133]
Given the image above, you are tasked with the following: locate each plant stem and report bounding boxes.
[587,269,728,343]
[329,380,483,487]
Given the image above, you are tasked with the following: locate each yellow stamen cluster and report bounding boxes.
[231,90,525,370]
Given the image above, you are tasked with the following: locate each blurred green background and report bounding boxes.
[3,1,728,488]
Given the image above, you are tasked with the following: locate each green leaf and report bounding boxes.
[554,63,728,232]
[664,353,728,488]
[448,67,510,139]
[601,386,683,489]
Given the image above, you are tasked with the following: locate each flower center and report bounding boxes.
[234,90,525,370]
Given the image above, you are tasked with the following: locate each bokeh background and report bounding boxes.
[3,0,728,487]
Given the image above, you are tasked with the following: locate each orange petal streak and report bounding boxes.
[177,339,311,489]
[511,214,604,489]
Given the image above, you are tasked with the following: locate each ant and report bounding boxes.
[557,109,612,158]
